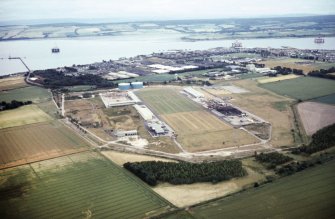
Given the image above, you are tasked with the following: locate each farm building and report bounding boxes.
[183,87,204,98]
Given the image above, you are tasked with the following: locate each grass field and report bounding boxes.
[188,160,335,219]
[0,76,27,91]
[0,86,51,103]
[0,152,172,218]
[257,74,300,84]
[0,121,89,168]
[312,93,335,105]
[0,105,52,129]
[260,77,335,101]
[260,58,335,74]
[136,88,202,115]
[137,87,257,152]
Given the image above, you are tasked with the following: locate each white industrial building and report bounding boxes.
[133,104,154,121]
[149,64,198,74]
[114,130,138,137]
[147,120,167,135]
[246,64,277,74]
[100,91,141,108]
[183,87,205,99]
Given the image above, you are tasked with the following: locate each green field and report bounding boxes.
[312,93,335,105]
[186,160,335,219]
[0,86,51,103]
[0,105,52,129]
[136,88,202,114]
[260,77,335,100]
[0,153,172,219]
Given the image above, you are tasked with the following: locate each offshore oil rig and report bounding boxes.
[52,47,60,53]
[314,35,325,44]
[231,40,243,49]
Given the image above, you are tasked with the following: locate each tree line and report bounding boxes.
[276,153,334,176]
[308,67,335,80]
[0,100,32,111]
[255,152,293,169]
[293,123,335,154]
[123,160,247,186]
[33,69,116,88]
[272,66,304,75]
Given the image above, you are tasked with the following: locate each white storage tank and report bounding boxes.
[118,83,131,90]
[131,82,143,89]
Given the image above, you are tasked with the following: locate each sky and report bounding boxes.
[1,0,335,23]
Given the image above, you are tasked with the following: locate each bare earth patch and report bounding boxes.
[297,101,335,135]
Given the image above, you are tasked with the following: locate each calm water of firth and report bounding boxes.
[1,33,334,75]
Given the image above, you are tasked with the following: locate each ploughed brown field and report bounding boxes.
[297,101,335,135]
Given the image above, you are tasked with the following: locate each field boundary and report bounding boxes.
[0,148,89,170]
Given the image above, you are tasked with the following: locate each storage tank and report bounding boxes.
[131,82,143,89]
[118,83,131,90]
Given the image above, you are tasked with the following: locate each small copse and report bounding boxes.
[124,160,247,186]
[255,152,293,169]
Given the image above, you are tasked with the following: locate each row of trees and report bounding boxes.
[276,153,334,176]
[272,66,304,75]
[124,160,246,186]
[255,152,293,169]
[0,100,32,111]
[293,123,335,154]
[33,69,116,88]
[308,67,335,80]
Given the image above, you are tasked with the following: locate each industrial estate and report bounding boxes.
[1,15,335,219]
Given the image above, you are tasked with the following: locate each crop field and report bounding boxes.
[260,58,335,73]
[0,86,51,103]
[297,102,335,135]
[0,121,89,168]
[136,88,202,115]
[188,160,335,219]
[0,76,27,91]
[138,87,257,152]
[0,152,172,219]
[257,74,300,84]
[0,105,52,129]
[259,77,335,101]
